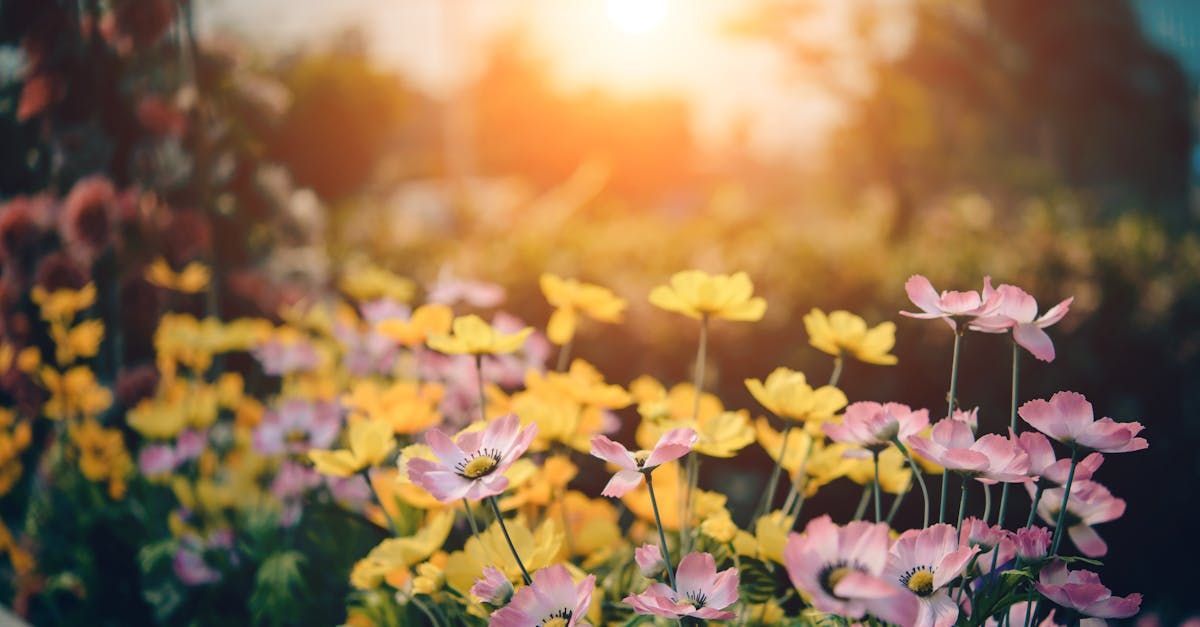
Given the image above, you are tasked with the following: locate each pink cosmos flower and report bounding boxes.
[884,524,979,627]
[589,428,697,498]
[625,552,739,621]
[959,517,1016,574]
[1028,480,1125,557]
[428,266,506,308]
[1013,526,1052,561]
[407,413,536,502]
[969,282,1073,362]
[253,399,340,456]
[825,401,929,455]
[138,444,177,477]
[1035,561,1142,619]
[471,566,514,605]
[253,337,321,376]
[901,275,1000,330]
[1016,431,1104,485]
[490,564,594,627]
[908,418,1030,484]
[783,516,919,625]
[634,544,665,578]
[333,322,398,377]
[1019,392,1147,453]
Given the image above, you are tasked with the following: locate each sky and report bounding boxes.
[197,0,914,157]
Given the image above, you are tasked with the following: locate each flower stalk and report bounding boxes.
[892,439,930,528]
[939,328,964,523]
[996,342,1020,529]
[645,471,678,591]
[487,495,532,585]
[1049,444,1081,555]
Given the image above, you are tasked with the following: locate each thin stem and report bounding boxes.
[955,476,968,530]
[555,338,572,372]
[360,469,397,533]
[997,342,1020,529]
[982,482,992,525]
[872,450,883,523]
[474,354,488,422]
[1049,445,1080,555]
[462,497,480,538]
[487,496,531,585]
[680,315,708,554]
[894,439,930,528]
[885,482,906,525]
[786,477,809,529]
[828,354,844,387]
[692,315,708,419]
[410,596,442,627]
[852,483,872,521]
[645,472,678,590]
[1025,484,1045,528]
[756,424,791,518]
[940,329,964,524]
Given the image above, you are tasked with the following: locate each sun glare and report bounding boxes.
[606,0,669,35]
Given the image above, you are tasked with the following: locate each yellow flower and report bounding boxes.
[342,380,444,435]
[524,360,631,410]
[754,417,816,477]
[68,418,132,499]
[632,377,723,423]
[31,283,96,323]
[804,443,859,496]
[745,367,847,426]
[700,511,739,543]
[804,309,898,365]
[648,270,766,321]
[49,319,104,365]
[339,264,415,303]
[0,412,32,496]
[16,346,40,373]
[350,511,454,590]
[753,510,791,564]
[539,274,626,345]
[638,409,754,458]
[40,366,112,420]
[145,258,210,293]
[546,491,621,565]
[411,554,448,595]
[427,315,532,355]
[376,304,454,347]
[309,418,396,477]
[844,446,912,495]
[444,518,563,593]
[508,391,580,452]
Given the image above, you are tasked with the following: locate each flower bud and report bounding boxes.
[470,566,514,606]
[635,543,666,578]
[1014,526,1052,560]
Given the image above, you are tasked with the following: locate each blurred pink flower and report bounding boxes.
[970,282,1073,362]
[1029,480,1125,557]
[408,414,536,502]
[884,524,978,627]
[1035,561,1141,619]
[490,564,594,627]
[634,543,665,578]
[825,401,929,455]
[908,418,1030,484]
[1013,526,1052,560]
[253,400,340,456]
[333,322,397,377]
[1019,392,1147,453]
[427,266,506,308]
[625,552,738,621]
[1015,430,1104,484]
[784,516,918,626]
[901,275,1000,330]
[59,175,118,264]
[173,541,221,586]
[471,566,514,605]
[590,428,697,498]
[138,444,176,477]
[253,337,320,376]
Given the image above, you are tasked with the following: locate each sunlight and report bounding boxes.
[606,0,669,35]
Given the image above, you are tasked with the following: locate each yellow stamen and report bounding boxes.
[543,618,568,627]
[633,450,651,466]
[827,566,852,590]
[906,569,934,596]
[462,456,498,478]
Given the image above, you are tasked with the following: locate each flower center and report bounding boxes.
[682,590,708,608]
[633,450,652,467]
[540,609,571,626]
[818,562,861,599]
[455,448,503,479]
[902,567,935,596]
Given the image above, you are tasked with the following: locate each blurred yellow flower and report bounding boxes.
[753,510,791,565]
[340,264,415,303]
[508,391,581,452]
[427,315,532,355]
[40,366,112,420]
[638,408,754,458]
[700,511,739,543]
[648,270,766,321]
[632,377,723,423]
[804,443,860,496]
[547,491,621,565]
[350,511,454,590]
[16,346,40,373]
[342,380,443,435]
[754,417,816,478]
[444,518,563,593]
[31,283,95,323]
[49,319,104,365]
[745,367,847,426]
[524,360,631,410]
[844,445,912,495]
[803,309,898,366]
[309,418,395,477]
[145,258,210,293]
[411,554,448,595]
[0,411,31,496]
[375,303,453,347]
[539,274,626,345]
[622,461,724,531]
[69,418,131,499]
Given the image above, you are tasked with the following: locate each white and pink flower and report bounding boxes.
[908,417,1030,484]
[1015,430,1104,485]
[407,413,536,502]
[471,566,514,606]
[589,428,697,498]
[901,275,1001,330]
[884,524,979,627]
[490,564,594,627]
[253,399,340,456]
[969,282,1073,362]
[625,552,739,621]
[1019,392,1147,453]
[1035,561,1141,619]
[824,401,929,454]
[1029,480,1125,557]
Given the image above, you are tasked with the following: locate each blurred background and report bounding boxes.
[2,0,1199,623]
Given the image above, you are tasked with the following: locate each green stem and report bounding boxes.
[1025,484,1044,528]
[756,424,791,518]
[680,315,708,554]
[474,354,488,422]
[982,481,992,525]
[555,338,573,372]
[893,439,930,528]
[828,354,844,387]
[1049,445,1080,555]
[787,478,809,529]
[646,471,678,590]
[955,475,968,530]
[487,496,531,585]
[997,342,1020,529]
[462,497,480,538]
[872,450,883,523]
[852,483,871,521]
[940,329,964,524]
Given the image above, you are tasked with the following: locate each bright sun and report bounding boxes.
[605,0,669,35]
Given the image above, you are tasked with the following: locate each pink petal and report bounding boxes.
[933,545,979,591]
[1085,593,1142,619]
[904,275,943,315]
[407,458,471,502]
[675,552,717,597]
[1077,419,1147,453]
[589,435,637,471]
[601,470,644,498]
[938,291,983,315]
[426,429,468,468]
[1036,297,1074,328]
[1013,323,1056,362]
[644,428,697,468]
[1067,525,1108,558]
[480,413,521,456]
[704,567,740,609]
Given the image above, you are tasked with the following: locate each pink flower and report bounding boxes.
[625,552,739,621]
[175,429,207,463]
[1013,526,1052,560]
[634,544,665,578]
[1035,561,1142,619]
[407,414,536,503]
[1016,431,1104,485]
[490,564,594,627]
[253,338,321,376]
[783,516,918,625]
[589,428,697,498]
[138,444,176,477]
[825,401,929,454]
[901,275,1000,330]
[908,418,1030,484]
[1028,480,1124,557]
[333,323,398,377]
[884,524,979,627]
[471,566,514,605]
[959,518,1015,574]
[970,282,1073,362]
[253,399,340,455]
[427,266,506,308]
[1019,391,1147,453]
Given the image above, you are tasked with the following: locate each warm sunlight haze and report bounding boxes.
[605,0,670,35]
